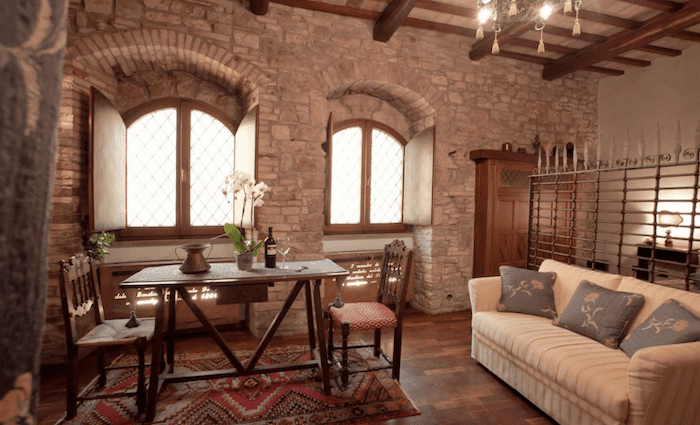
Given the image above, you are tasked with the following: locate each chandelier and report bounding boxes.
[475,0,582,55]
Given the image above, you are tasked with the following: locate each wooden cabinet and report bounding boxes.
[471,150,537,277]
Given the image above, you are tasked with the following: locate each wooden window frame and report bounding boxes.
[324,119,408,235]
[117,98,235,240]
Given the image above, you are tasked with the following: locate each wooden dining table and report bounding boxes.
[119,259,349,422]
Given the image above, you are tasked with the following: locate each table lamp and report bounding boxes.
[658,211,683,246]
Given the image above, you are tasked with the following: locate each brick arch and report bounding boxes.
[67,29,274,106]
[321,61,438,131]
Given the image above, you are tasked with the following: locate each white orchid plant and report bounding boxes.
[221,171,270,255]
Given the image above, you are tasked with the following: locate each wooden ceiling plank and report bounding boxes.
[402,17,477,36]
[616,0,683,12]
[542,0,700,80]
[469,22,533,61]
[574,9,642,29]
[497,50,623,75]
[497,50,551,65]
[510,37,576,54]
[250,0,270,15]
[271,0,380,19]
[545,23,683,56]
[510,37,651,66]
[575,8,700,42]
[374,0,422,42]
[415,0,477,19]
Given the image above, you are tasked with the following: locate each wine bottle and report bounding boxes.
[264,227,276,268]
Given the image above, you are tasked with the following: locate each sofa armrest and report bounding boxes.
[627,341,700,425]
[468,276,502,313]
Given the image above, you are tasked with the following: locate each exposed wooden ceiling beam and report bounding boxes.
[544,22,682,56]
[574,2,700,41]
[497,50,625,75]
[638,44,682,55]
[374,0,422,42]
[272,0,476,37]
[616,0,683,12]
[469,22,533,61]
[403,17,476,37]
[250,0,270,15]
[272,0,380,19]
[509,37,651,66]
[415,0,477,19]
[543,0,700,80]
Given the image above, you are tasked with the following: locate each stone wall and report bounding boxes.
[41,0,600,363]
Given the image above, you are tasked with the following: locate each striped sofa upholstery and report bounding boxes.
[469,259,700,425]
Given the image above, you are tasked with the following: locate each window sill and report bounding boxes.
[103,237,236,265]
[322,232,413,255]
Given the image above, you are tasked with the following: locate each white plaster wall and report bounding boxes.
[598,45,700,156]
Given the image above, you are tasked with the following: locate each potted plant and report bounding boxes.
[222,171,270,270]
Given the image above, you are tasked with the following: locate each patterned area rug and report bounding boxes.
[61,346,420,424]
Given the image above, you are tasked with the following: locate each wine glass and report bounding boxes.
[278,236,291,269]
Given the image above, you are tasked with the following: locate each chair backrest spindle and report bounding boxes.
[59,254,105,347]
[377,240,414,310]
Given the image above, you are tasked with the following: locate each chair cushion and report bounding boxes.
[77,318,156,347]
[330,302,397,331]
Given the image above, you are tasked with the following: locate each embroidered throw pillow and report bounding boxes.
[497,266,557,319]
[620,299,700,357]
[553,280,644,348]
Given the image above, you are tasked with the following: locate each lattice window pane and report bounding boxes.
[370,129,403,223]
[126,108,177,227]
[501,169,530,188]
[190,110,235,226]
[330,127,362,224]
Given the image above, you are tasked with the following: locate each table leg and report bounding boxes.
[167,287,176,370]
[145,287,165,422]
[304,281,316,350]
[176,287,246,373]
[247,281,305,370]
[312,278,332,395]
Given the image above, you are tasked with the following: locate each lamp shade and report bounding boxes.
[658,211,683,227]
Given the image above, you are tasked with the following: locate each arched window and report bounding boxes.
[120,98,235,239]
[326,120,407,234]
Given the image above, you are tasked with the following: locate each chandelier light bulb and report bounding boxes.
[539,4,553,19]
[478,8,492,24]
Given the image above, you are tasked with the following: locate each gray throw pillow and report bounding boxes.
[553,280,644,349]
[620,299,700,357]
[497,266,557,319]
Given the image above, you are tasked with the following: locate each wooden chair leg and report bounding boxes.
[136,340,146,414]
[97,347,106,388]
[341,322,350,387]
[373,328,381,358]
[391,326,403,381]
[327,315,334,362]
[66,347,79,419]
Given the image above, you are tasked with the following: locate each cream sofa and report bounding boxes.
[468,259,700,425]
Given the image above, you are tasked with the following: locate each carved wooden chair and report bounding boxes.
[59,253,155,419]
[327,239,415,387]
